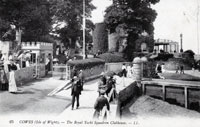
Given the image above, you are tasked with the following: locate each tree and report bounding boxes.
[0,18,15,41]
[104,0,160,60]
[184,50,195,59]
[49,0,96,49]
[0,0,52,43]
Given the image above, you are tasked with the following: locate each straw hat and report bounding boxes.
[8,55,13,61]
[99,89,106,95]
[53,58,59,62]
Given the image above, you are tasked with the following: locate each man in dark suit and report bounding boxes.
[93,89,110,119]
[78,70,84,90]
[71,76,82,110]
[106,75,116,96]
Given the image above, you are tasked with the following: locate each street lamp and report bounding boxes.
[197,4,200,54]
[180,33,183,53]
[82,0,86,59]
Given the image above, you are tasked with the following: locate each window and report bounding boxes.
[30,53,36,63]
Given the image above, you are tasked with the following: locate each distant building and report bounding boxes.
[154,39,179,53]
[21,42,53,64]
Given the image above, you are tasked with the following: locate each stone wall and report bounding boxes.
[53,63,105,80]
[105,62,131,73]
[15,66,35,85]
[117,82,141,118]
[82,64,105,78]
[14,64,46,86]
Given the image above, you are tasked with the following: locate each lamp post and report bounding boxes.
[180,33,183,53]
[197,5,200,54]
[82,0,86,59]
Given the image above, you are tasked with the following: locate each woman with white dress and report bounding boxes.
[127,65,132,78]
[8,59,18,93]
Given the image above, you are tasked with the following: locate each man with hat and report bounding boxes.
[106,75,116,98]
[97,75,107,96]
[78,70,84,91]
[71,76,82,110]
[93,89,110,119]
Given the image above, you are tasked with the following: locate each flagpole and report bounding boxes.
[83,0,86,59]
[197,4,200,54]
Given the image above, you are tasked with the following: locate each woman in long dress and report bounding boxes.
[8,60,18,93]
[127,64,132,78]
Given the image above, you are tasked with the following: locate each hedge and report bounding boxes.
[97,52,126,63]
[153,53,174,61]
[67,58,105,69]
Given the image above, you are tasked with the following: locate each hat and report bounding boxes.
[8,55,13,60]
[73,76,78,80]
[53,58,59,62]
[100,72,105,76]
[99,89,106,95]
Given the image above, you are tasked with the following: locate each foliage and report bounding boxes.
[183,50,195,59]
[134,35,154,52]
[153,53,174,61]
[67,58,105,69]
[0,18,14,40]
[50,0,96,48]
[104,0,160,60]
[97,53,126,63]
[0,0,52,41]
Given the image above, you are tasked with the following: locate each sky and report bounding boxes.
[91,0,200,54]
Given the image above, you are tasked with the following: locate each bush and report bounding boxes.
[183,50,195,59]
[67,58,105,69]
[97,52,126,63]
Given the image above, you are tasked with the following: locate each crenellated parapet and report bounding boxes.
[21,42,53,51]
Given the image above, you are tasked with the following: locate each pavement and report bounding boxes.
[1,69,199,116]
[0,73,135,120]
[57,76,134,120]
[1,69,200,127]
[0,77,70,117]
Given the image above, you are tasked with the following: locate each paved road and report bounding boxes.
[0,77,70,117]
[57,76,134,120]
[0,75,135,121]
